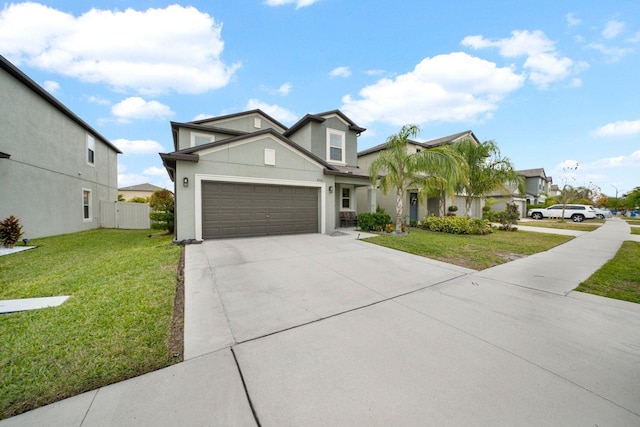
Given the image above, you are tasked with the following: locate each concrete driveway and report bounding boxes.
[5,220,639,426]
[184,224,640,426]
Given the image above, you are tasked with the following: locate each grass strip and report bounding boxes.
[520,221,602,231]
[0,229,181,419]
[363,227,573,270]
[576,241,640,304]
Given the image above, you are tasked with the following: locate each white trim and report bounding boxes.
[326,128,346,165]
[86,134,95,166]
[82,188,92,222]
[190,132,215,148]
[194,174,326,241]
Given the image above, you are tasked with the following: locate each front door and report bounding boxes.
[409,192,418,222]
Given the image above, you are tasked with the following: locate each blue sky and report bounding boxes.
[2,0,639,198]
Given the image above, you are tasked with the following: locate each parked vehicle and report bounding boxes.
[594,208,612,219]
[527,204,597,222]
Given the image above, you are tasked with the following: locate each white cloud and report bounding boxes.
[566,13,581,27]
[245,99,297,123]
[112,97,174,123]
[87,95,111,105]
[602,20,624,39]
[264,0,320,8]
[340,52,524,126]
[42,80,59,93]
[277,82,292,95]
[113,138,165,154]
[330,66,351,78]
[462,30,581,89]
[143,166,167,176]
[0,3,240,95]
[593,119,640,137]
[627,32,640,43]
[366,69,387,76]
[192,113,214,121]
[118,173,150,188]
[586,43,634,62]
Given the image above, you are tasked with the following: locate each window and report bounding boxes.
[254,118,262,129]
[327,129,345,163]
[82,189,92,221]
[191,132,215,147]
[87,135,95,165]
[341,188,351,209]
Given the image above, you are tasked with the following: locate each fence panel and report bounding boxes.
[100,201,150,229]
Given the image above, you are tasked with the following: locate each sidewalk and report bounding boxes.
[1,219,636,426]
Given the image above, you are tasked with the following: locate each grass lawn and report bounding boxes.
[576,241,640,303]
[0,229,182,419]
[520,220,602,231]
[364,227,573,270]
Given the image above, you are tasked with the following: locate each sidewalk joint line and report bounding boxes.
[231,347,262,427]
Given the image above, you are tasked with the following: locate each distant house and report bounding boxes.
[118,183,166,201]
[517,168,552,205]
[486,183,527,218]
[0,55,121,238]
[356,130,484,222]
[160,109,374,241]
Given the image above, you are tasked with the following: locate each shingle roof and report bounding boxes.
[0,54,121,154]
[517,168,547,179]
[118,183,165,192]
[358,130,478,157]
[284,110,366,137]
[189,109,288,131]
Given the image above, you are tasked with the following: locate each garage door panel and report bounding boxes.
[202,181,318,239]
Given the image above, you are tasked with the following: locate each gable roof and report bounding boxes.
[118,183,165,192]
[190,109,288,131]
[0,55,121,154]
[517,168,548,179]
[284,110,366,137]
[358,130,478,157]
[170,121,248,151]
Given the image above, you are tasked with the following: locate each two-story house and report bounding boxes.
[0,55,120,239]
[160,109,375,241]
[356,130,483,223]
[517,168,552,205]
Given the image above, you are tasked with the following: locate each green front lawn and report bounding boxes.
[520,220,602,231]
[0,229,182,419]
[576,241,640,303]
[364,227,573,270]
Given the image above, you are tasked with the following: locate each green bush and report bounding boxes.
[420,215,492,235]
[149,190,174,232]
[357,212,392,232]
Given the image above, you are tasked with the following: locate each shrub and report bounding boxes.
[357,212,392,232]
[500,202,520,231]
[149,190,175,232]
[385,223,394,233]
[0,215,24,248]
[420,215,492,235]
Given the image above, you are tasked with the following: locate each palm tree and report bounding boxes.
[369,124,464,233]
[452,138,524,217]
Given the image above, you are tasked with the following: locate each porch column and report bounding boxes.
[367,185,377,213]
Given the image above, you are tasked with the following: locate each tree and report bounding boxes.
[149,189,174,232]
[625,186,640,209]
[452,138,524,217]
[369,124,464,233]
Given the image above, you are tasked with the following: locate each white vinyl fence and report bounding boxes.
[100,201,150,229]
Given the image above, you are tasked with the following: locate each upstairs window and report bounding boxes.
[87,135,95,165]
[327,129,345,164]
[191,132,215,147]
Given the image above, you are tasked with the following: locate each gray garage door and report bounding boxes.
[202,181,319,239]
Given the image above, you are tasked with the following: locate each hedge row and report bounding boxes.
[357,212,392,231]
[420,215,492,235]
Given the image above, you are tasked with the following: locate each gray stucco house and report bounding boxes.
[0,55,120,239]
[356,130,484,222]
[161,109,375,241]
[517,168,552,205]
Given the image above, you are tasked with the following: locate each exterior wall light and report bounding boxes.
[328,186,334,193]
[183,177,189,187]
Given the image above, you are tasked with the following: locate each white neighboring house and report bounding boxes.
[0,55,120,239]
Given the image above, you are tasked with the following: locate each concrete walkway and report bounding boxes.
[3,219,639,426]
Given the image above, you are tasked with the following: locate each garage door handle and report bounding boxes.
[266,214,270,218]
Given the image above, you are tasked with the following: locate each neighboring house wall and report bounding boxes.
[0,56,119,239]
[356,132,483,222]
